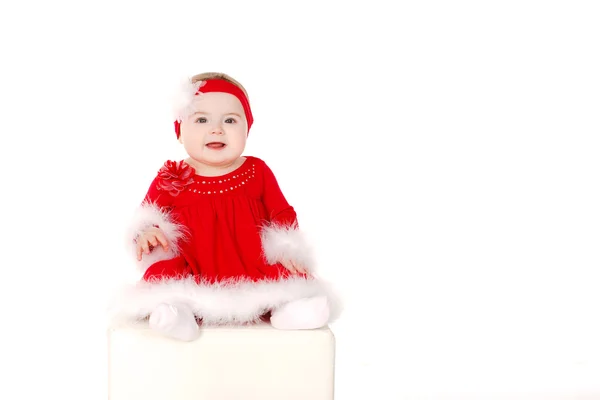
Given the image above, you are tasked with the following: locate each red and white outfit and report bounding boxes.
[107,77,336,329]
[108,156,332,326]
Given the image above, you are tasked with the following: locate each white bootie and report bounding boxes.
[270,296,330,330]
[148,303,200,341]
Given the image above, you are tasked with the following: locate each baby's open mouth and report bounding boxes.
[206,142,226,149]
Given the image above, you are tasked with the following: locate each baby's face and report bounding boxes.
[179,92,248,167]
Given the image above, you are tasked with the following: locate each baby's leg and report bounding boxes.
[149,303,200,341]
[270,296,330,330]
[143,257,200,341]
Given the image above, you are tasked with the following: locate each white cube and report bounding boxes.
[107,323,336,400]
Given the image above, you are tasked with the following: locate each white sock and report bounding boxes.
[148,303,200,341]
[270,296,330,330]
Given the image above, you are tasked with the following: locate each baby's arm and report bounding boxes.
[127,175,187,274]
[260,161,314,273]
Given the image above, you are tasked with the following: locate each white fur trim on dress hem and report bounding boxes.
[107,276,336,326]
[260,223,315,272]
[126,201,187,273]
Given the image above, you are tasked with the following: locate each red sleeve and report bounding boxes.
[261,161,298,227]
[128,167,186,271]
[142,175,172,210]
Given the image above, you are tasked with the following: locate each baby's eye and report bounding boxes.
[195,117,207,123]
[225,118,236,124]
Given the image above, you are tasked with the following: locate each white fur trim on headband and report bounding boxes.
[172,78,206,122]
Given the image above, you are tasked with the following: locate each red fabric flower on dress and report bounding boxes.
[156,160,195,196]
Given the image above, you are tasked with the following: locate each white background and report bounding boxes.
[1,1,599,398]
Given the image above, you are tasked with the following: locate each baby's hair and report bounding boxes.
[190,72,250,100]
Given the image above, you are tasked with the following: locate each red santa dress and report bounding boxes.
[108,156,331,326]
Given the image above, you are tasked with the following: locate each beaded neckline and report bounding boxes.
[186,161,256,195]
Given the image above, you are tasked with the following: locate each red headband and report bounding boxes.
[174,79,254,138]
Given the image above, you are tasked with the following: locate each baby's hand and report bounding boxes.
[136,226,169,261]
[280,259,307,275]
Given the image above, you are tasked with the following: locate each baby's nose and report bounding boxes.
[211,125,224,134]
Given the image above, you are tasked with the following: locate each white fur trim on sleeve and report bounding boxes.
[126,201,187,273]
[260,223,315,271]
